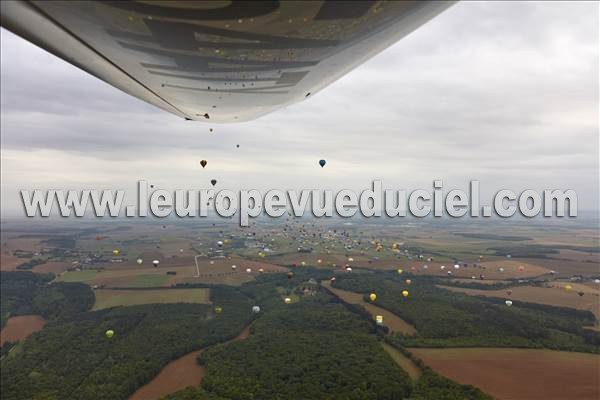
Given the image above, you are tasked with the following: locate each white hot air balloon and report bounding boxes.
[505,300,513,307]
[136,258,143,265]
[231,265,237,270]
[246,268,252,273]
[252,306,261,313]
[454,264,460,270]
[152,260,160,267]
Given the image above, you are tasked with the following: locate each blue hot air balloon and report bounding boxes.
[319,159,326,168]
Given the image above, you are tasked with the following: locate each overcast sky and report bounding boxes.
[1,1,598,217]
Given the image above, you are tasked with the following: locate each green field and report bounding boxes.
[124,274,169,288]
[92,288,210,310]
[56,270,99,282]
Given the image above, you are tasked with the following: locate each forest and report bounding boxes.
[3,267,595,399]
[331,271,600,353]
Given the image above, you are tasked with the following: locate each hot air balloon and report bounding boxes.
[369,293,377,302]
[284,297,292,304]
[406,279,412,285]
[348,257,354,262]
[214,306,223,314]
[595,279,600,284]
[200,160,207,168]
[231,265,237,270]
[402,290,409,298]
[258,268,264,273]
[330,277,336,282]
[211,179,217,186]
[454,264,460,270]
[105,329,114,338]
[287,272,294,279]
[565,284,573,291]
[217,240,224,247]
[397,269,403,274]
[112,249,120,256]
[375,315,383,326]
[440,265,446,270]
[246,268,252,273]
[505,300,513,307]
[317,259,322,264]
[499,267,505,273]
[300,261,306,267]
[152,260,160,267]
[346,267,352,272]
[252,306,261,313]
[319,159,326,167]
[136,258,143,265]
[578,291,585,297]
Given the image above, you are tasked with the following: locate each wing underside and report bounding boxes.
[1,1,453,121]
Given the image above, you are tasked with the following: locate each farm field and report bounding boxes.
[410,348,600,400]
[441,284,600,320]
[0,315,46,346]
[92,288,211,310]
[322,280,417,335]
[129,325,252,400]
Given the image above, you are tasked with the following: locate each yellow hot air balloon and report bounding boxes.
[105,329,114,339]
[112,249,120,256]
[402,290,409,298]
[565,284,573,291]
[223,239,230,244]
[397,269,403,274]
[369,293,377,302]
[375,315,384,325]
[284,297,292,304]
[214,306,223,314]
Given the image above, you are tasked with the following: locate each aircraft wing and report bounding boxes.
[1,1,454,122]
